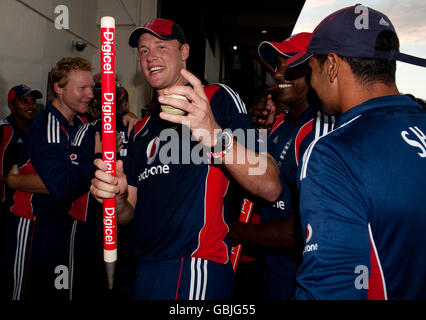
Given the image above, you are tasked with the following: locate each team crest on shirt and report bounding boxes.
[146,137,160,164]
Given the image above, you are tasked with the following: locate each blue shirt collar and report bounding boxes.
[46,101,86,131]
[335,94,422,128]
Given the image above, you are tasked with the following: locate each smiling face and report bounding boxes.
[137,33,189,94]
[273,56,309,108]
[55,70,94,117]
[9,93,38,121]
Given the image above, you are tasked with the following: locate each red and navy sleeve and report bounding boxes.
[296,111,335,167]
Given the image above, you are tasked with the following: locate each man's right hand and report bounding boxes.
[90,159,128,203]
[249,94,277,129]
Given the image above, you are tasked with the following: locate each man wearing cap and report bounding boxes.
[228,33,334,299]
[91,18,281,300]
[0,85,42,299]
[1,85,42,209]
[286,5,426,299]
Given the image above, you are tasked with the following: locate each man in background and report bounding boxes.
[287,4,426,299]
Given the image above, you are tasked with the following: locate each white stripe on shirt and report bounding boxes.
[300,115,362,181]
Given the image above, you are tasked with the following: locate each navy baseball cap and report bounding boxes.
[288,4,426,68]
[258,32,312,70]
[129,18,187,47]
[8,85,42,104]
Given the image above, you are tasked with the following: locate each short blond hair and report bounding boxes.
[50,57,92,97]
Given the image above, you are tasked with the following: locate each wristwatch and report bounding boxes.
[206,129,234,162]
[212,128,233,153]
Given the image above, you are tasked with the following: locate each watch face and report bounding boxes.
[221,129,233,148]
[212,129,233,152]
[222,133,230,146]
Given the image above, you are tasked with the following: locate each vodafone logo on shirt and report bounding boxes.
[138,136,170,182]
[146,137,160,164]
[303,223,318,254]
[70,153,78,165]
[305,223,313,243]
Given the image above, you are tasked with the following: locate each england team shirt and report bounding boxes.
[70,113,129,223]
[296,95,426,300]
[262,108,334,279]
[11,102,94,221]
[0,115,27,212]
[126,84,261,263]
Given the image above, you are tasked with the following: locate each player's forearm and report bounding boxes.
[228,214,297,251]
[224,147,281,202]
[6,172,49,194]
[116,190,135,226]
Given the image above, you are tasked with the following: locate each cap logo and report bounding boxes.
[379,17,390,27]
[354,5,369,30]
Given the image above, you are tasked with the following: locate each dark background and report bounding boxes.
[157,0,306,108]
